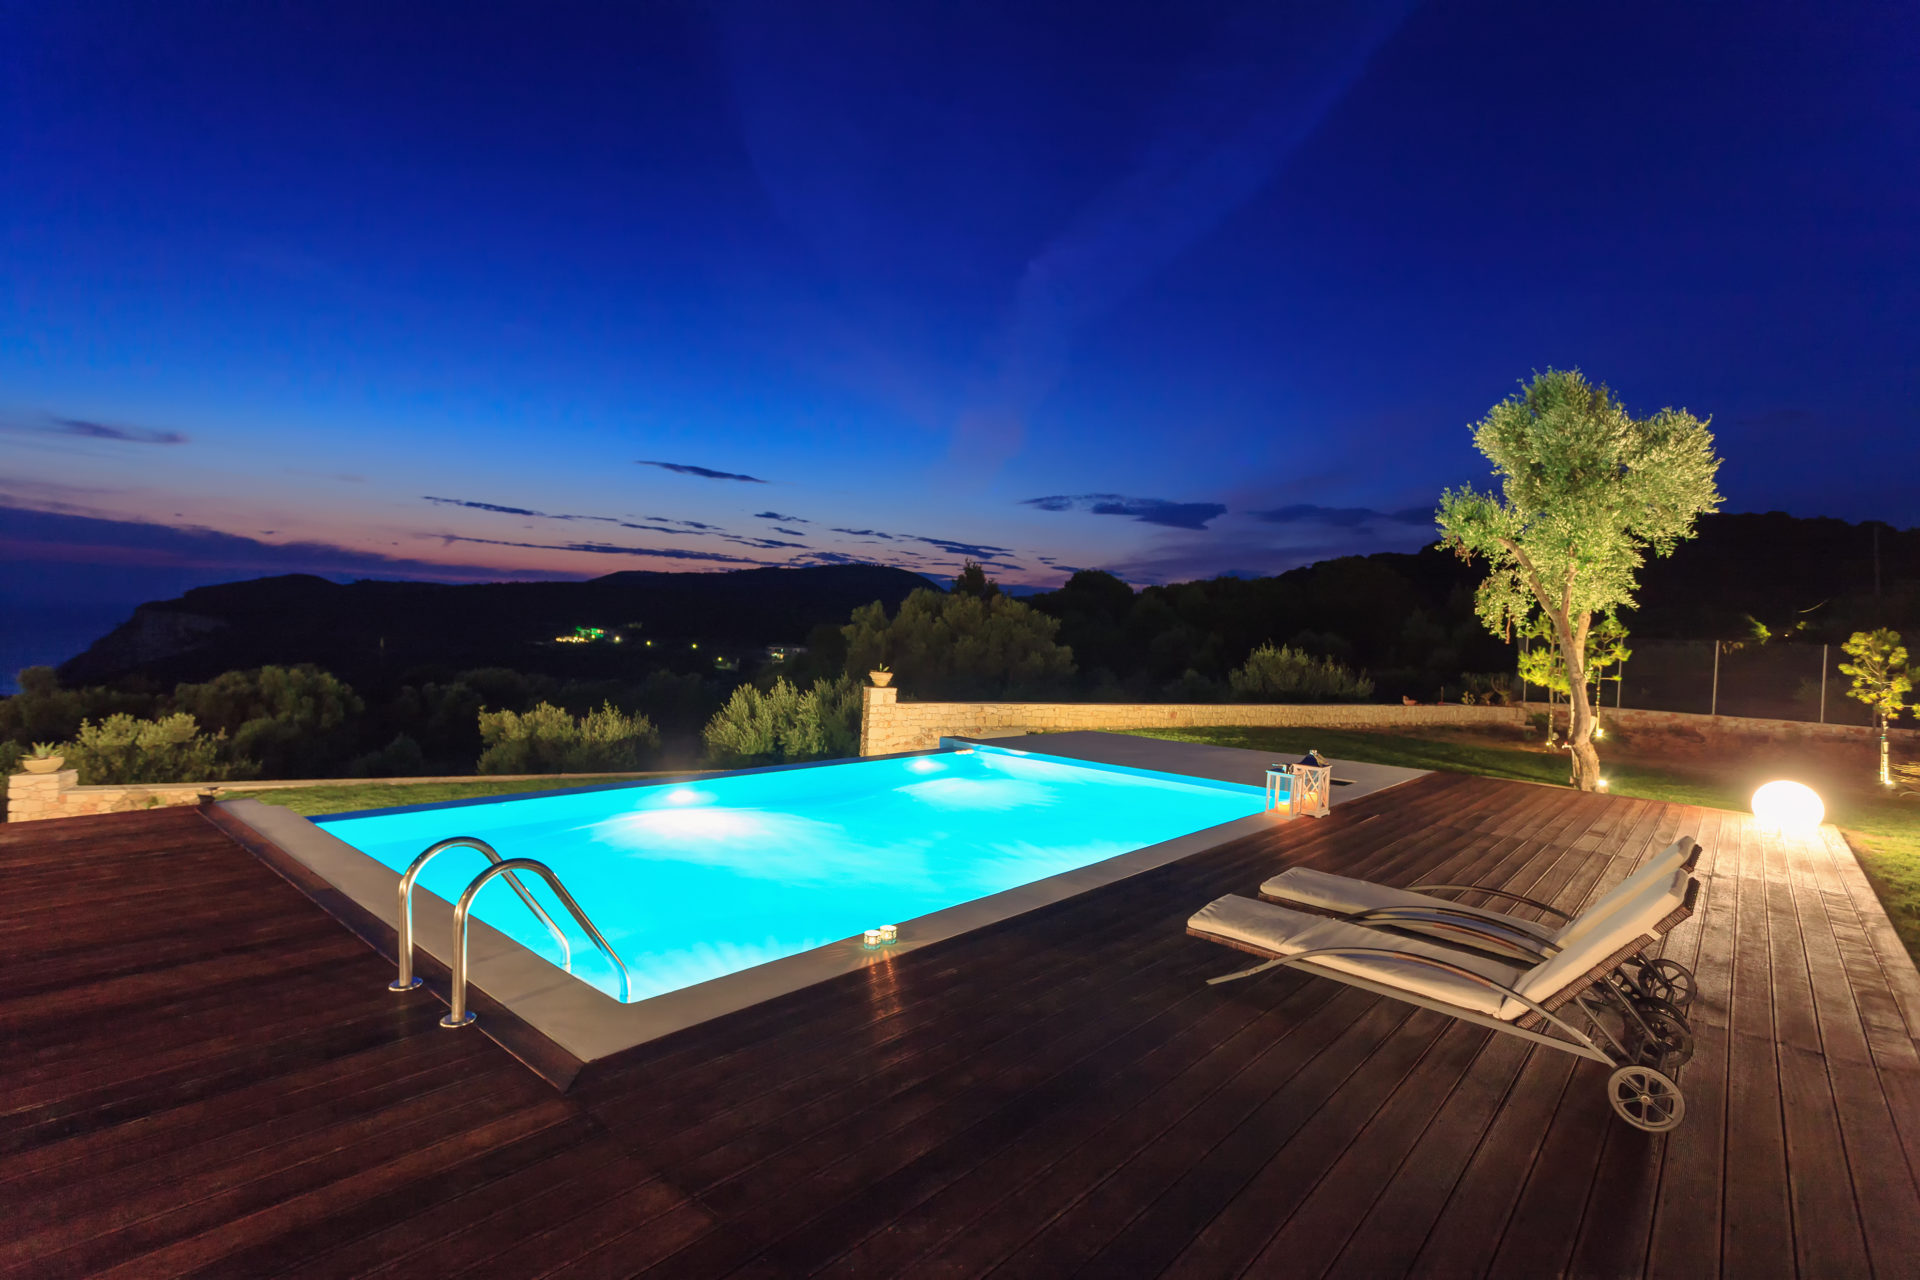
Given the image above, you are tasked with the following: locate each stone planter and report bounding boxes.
[21,756,64,775]
[869,671,893,687]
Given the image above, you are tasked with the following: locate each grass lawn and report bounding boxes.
[242,776,650,816]
[1134,725,1920,963]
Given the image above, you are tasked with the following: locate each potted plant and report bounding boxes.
[22,743,66,774]
[868,662,893,688]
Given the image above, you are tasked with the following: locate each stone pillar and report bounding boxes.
[5,769,78,823]
[859,685,898,757]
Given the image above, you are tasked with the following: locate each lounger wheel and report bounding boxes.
[1622,997,1694,1070]
[1607,1065,1686,1132]
[1634,958,1696,1012]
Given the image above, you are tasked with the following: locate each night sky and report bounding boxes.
[4,1,1916,682]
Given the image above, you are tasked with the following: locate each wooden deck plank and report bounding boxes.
[1,771,1914,1278]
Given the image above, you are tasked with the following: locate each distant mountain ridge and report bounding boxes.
[58,564,933,686]
[46,511,1919,691]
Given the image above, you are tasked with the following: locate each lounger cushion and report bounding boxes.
[1193,868,1689,1022]
[1258,867,1557,941]
[1188,895,1526,1018]
[1550,838,1694,947]
[1514,869,1688,1007]
[1257,835,1696,954]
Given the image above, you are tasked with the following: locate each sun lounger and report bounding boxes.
[1256,837,1701,1007]
[1187,866,1702,1131]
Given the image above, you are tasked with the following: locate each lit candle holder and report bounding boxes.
[862,928,884,949]
[879,924,898,944]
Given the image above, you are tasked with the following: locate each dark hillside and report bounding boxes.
[58,564,932,687]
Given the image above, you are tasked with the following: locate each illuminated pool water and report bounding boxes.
[316,747,1266,1003]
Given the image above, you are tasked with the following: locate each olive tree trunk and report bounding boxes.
[1552,610,1603,792]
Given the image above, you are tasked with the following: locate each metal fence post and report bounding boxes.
[1710,640,1720,717]
[1819,643,1828,723]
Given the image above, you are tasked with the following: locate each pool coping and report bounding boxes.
[212,742,1422,1086]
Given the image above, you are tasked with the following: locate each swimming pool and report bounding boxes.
[316,746,1267,1005]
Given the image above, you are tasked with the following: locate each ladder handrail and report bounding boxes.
[390,837,572,992]
[442,858,632,1026]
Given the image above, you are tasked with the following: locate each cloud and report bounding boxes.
[754,511,808,523]
[638,460,768,483]
[51,416,190,445]
[426,498,741,536]
[771,527,808,537]
[438,534,763,564]
[1250,503,1433,528]
[947,1,1417,475]
[721,535,811,550]
[1022,494,1227,531]
[635,516,722,530]
[914,535,1017,560]
[425,496,550,518]
[828,526,1018,563]
[0,503,577,582]
[3,416,191,445]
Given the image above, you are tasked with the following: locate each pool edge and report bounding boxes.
[207,767,1293,1077]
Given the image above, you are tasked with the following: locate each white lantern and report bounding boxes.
[1266,753,1333,819]
[1751,780,1824,835]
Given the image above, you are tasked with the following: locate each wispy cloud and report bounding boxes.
[770,527,808,537]
[635,516,722,531]
[721,535,810,550]
[1,503,578,582]
[1023,493,1227,531]
[4,415,191,445]
[949,2,1417,474]
[426,497,739,537]
[828,526,1017,562]
[425,496,555,519]
[754,511,808,522]
[438,534,763,564]
[638,460,768,483]
[1250,503,1432,528]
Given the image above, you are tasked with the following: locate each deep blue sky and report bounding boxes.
[3,0,1916,679]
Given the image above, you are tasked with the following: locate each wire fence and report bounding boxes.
[1521,639,1874,726]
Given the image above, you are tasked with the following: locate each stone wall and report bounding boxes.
[1550,703,1920,749]
[3,768,680,823]
[856,686,1920,758]
[3,769,214,823]
[856,685,1524,756]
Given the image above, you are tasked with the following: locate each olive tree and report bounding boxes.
[1439,370,1722,791]
[1839,628,1911,785]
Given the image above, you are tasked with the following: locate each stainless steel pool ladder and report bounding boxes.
[391,837,572,991]
[387,836,632,1029]
[440,858,632,1028]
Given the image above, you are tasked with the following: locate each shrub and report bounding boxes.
[475,701,659,774]
[842,588,1075,698]
[170,665,363,779]
[1228,644,1374,702]
[1459,673,1517,706]
[703,676,861,766]
[0,666,155,746]
[349,734,427,778]
[61,713,249,784]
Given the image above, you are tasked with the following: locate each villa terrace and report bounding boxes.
[3,770,1918,1277]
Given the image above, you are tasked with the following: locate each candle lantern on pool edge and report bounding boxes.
[1266,750,1332,819]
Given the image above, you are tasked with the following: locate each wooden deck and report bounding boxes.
[3,773,1919,1278]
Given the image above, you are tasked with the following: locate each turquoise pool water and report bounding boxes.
[316,747,1266,1003]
